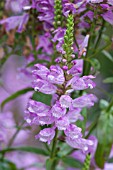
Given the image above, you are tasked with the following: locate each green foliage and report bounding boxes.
[62,156,83,168]
[88,58,100,71]
[32,91,52,106]
[26,59,49,67]
[0,146,49,156]
[95,101,113,168]
[95,142,112,168]
[1,88,33,109]
[0,160,17,170]
[63,14,74,63]
[103,77,113,83]
[46,158,59,170]
[54,0,63,28]
[102,50,113,62]
[97,111,113,144]
[82,154,91,170]
[57,143,72,158]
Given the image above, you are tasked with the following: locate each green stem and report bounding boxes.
[7,121,25,148]
[89,41,112,58]
[94,19,105,49]
[50,129,58,159]
[106,97,113,113]
[44,143,50,153]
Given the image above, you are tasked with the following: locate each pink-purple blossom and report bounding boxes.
[0,13,29,32]
[35,127,55,144]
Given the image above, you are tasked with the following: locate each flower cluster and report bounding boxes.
[23,0,98,154]
[1,0,113,169]
[25,59,97,152]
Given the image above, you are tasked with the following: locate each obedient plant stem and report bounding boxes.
[50,129,58,158]
[52,0,63,64]
[54,0,63,29]
[7,121,25,148]
[94,19,105,49]
[63,14,74,64]
[82,154,91,170]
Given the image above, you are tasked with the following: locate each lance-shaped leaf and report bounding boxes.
[95,143,112,169]
[1,87,33,109]
[0,159,17,170]
[97,111,113,144]
[62,156,83,168]
[32,92,52,106]
[103,77,113,83]
[0,146,49,156]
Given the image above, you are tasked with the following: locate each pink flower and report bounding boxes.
[72,94,97,108]
[33,79,57,94]
[55,116,70,130]
[66,137,94,153]
[59,95,72,108]
[0,13,29,32]
[27,100,50,116]
[35,127,55,144]
[65,124,82,139]
[66,108,83,123]
[101,11,113,25]
[78,35,89,57]
[51,101,67,118]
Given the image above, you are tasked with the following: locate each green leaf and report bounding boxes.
[32,92,52,106]
[0,146,49,156]
[89,58,100,71]
[27,59,49,67]
[97,111,113,144]
[46,158,59,170]
[102,50,113,62]
[1,87,33,109]
[95,142,112,168]
[0,160,17,170]
[107,157,113,163]
[99,99,109,109]
[103,77,113,83]
[57,143,72,158]
[62,156,83,168]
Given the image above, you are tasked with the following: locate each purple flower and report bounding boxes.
[5,0,30,13]
[66,137,94,153]
[59,95,72,108]
[67,65,81,76]
[27,100,50,116]
[33,64,50,80]
[67,75,96,91]
[35,127,55,144]
[32,78,57,94]
[36,34,53,55]
[108,0,113,5]
[55,116,69,130]
[87,0,103,3]
[51,101,67,118]
[66,108,83,123]
[78,34,89,57]
[65,125,94,152]
[33,64,65,85]
[0,13,29,32]
[101,11,113,25]
[38,115,54,125]
[62,0,86,17]
[72,94,97,108]
[35,0,54,28]
[65,124,82,139]
[48,65,65,85]
[25,111,54,126]
[25,111,39,125]
[52,27,66,53]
